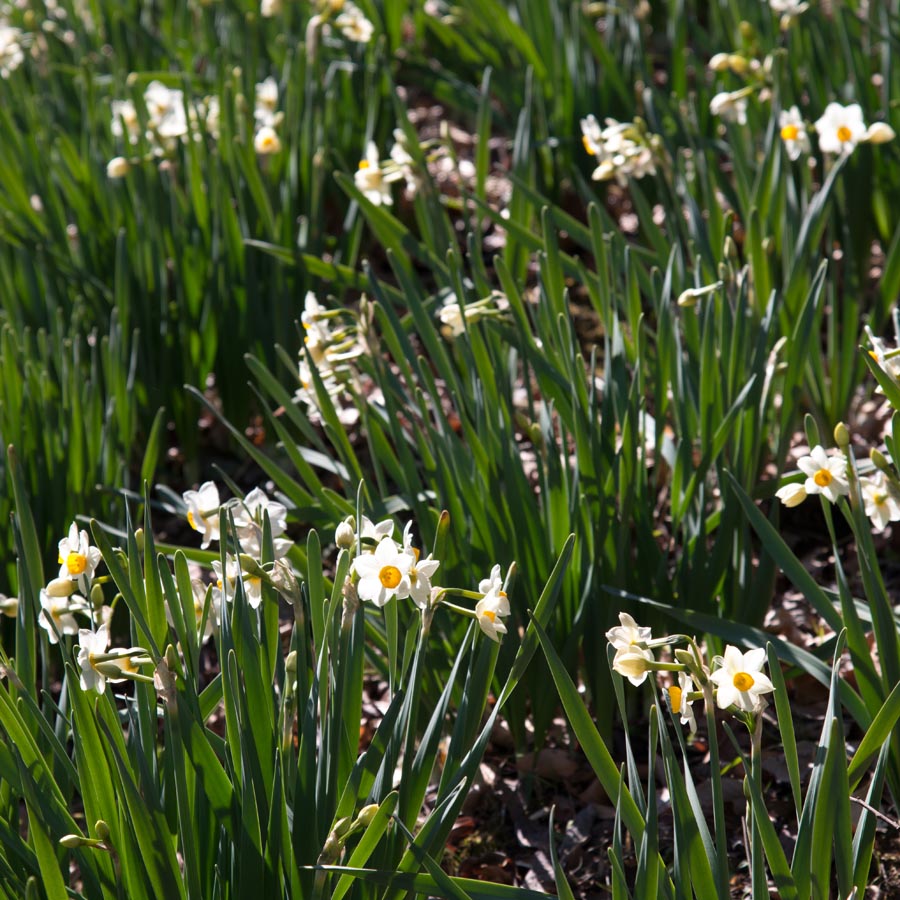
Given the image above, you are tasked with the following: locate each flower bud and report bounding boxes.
[106,157,130,179]
[870,448,893,475]
[727,54,749,75]
[46,577,75,598]
[0,595,17,618]
[94,821,111,841]
[863,122,896,144]
[833,422,851,449]
[356,803,380,827]
[335,519,356,550]
[708,53,730,72]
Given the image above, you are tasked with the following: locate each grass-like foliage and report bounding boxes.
[3,0,900,894]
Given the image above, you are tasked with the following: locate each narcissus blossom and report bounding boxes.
[352,537,414,607]
[709,646,774,712]
[815,103,866,155]
[611,645,654,686]
[58,522,102,592]
[778,106,810,160]
[606,612,652,650]
[796,445,849,503]
[183,481,221,548]
[475,565,510,642]
[860,472,900,532]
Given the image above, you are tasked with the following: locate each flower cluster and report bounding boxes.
[437,291,508,338]
[261,0,374,44]
[607,612,775,728]
[579,114,660,186]
[37,523,108,646]
[775,424,900,534]
[0,24,24,78]
[76,625,153,695]
[106,76,284,179]
[344,515,512,642]
[294,290,366,417]
[182,481,297,610]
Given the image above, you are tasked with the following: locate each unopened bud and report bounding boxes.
[356,803,380,827]
[335,519,356,550]
[673,649,694,666]
[59,834,85,848]
[727,54,749,75]
[94,821,111,841]
[833,422,851,449]
[708,53,730,72]
[739,20,755,40]
[46,577,75,598]
[863,122,896,144]
[90,583,105,609]
[677,281,723,308]
[238,554,266,578]
[724,235,738,261]
[870,448,892,474]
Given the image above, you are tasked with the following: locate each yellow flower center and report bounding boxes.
[482,609,497,623]
[870,350,880,361]
[378,565,401,589]
[780,124,799,141]
[837,125,852,143]
[813,469,833,488]
[358,159,370,170]
[873,492,888,506]
[668,684,683,710]
[66,552,88,575]
[187,510,201,532]
[732,671,755,691]
[582,134,594,156]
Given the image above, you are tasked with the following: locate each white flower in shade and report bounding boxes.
[668,670,697,732]
[815,102,867,155]
[352,537,414,607]
[77,626,111,694]
[354,141,403,206]
[860,472,900,532]
[475,566,510,642]
[606,612,652,650]
[254,76,279,126]
[260,0,283,15]
[580,114,604,157]
[335,2,374,42]
[0,594,18,618]
[775,482,807,508]
[38,590,83,644]
[796,445,849,503]
[709,91,748,125]
[144,81,182,122]
[865,328,900,391]
[254,125,282,155]
[400,523,440,609]
[709,645,774,712]
[57,522,102,591]
[778,106,810,160]
[110,99,140,142]
[213,556,263,610]
[233,487,290,557]
[183,481,221,548]
[612,644,655,686]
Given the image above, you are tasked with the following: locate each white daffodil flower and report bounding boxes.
[668,670,697,732]
[213,556,264,610]
[709,91,748,125]
[709,646,774,712]
[57,522,102,592]
[38,589,84,644]
[611,644,655,686]
[775,482,808,508]
[860,472,900,532]
[778,106,811,160]
[77,625,110,694]
[814,102,866,156]
[400,522,440,609]
[352,537,414,607]
[475,565,510,642]
[254,125,282,155]
[796,445,849,503]
[354,141,403,206]
[183,481,221,548]
[606,612,652,650]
